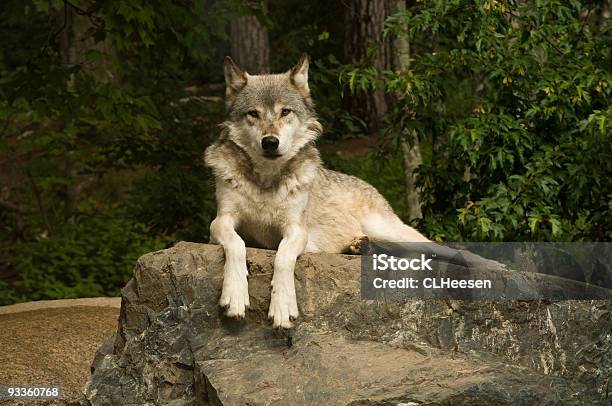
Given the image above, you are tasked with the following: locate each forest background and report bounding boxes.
[0,0,610,304]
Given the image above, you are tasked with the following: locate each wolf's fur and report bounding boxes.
[205,54,429,328]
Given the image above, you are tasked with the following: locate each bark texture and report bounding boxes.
[401,136,423,222]
[392,0,424,222]
[343,0,393,131]
[230,15,270,73]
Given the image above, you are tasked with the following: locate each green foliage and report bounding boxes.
[10,213,166,302]
[348,0,612,241]
[0,281,19,306]
[127,165,217,242]
[0,0,233,303]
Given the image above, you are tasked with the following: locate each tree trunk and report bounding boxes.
[57,5,78,224]
[392,0,423,223]
[56,2,117,223]
[400,135,423,222]
[230,15,270,73]
[70,5,117,82]
[343,0,392,132]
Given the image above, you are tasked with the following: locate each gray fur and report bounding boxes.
[205,55,429,328]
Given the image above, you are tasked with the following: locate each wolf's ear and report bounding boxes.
[224,56,247,101]
[289,53,310,96]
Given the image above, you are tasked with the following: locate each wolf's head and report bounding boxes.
[221,54,322,164]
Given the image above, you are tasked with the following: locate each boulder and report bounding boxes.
[84,242,611,405]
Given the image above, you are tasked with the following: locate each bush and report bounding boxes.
[345,0,612,241]
[9,213,166,302]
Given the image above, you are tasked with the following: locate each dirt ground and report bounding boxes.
[0,299,120,405]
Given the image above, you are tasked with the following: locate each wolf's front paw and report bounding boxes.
[219,274,249,318]
[268,281,299,329]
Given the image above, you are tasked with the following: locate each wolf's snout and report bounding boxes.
[261,136,279,152]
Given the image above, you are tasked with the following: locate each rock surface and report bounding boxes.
[84,242,611,405]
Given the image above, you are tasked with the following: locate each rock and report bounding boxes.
[84,242,611,405]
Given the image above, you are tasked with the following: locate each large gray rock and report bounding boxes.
[84,242,611,405]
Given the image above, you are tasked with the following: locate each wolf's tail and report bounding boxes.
[361,213,430,243]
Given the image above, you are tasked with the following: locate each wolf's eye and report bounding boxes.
[247,110,259,118]
[281,108,292,117]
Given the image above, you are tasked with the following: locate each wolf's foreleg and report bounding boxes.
[210,214,249,318]
[269,224,307,328]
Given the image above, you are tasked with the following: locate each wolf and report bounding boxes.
[204,54,429,328]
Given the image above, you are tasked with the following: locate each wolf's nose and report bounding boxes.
[261,136,279,151]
